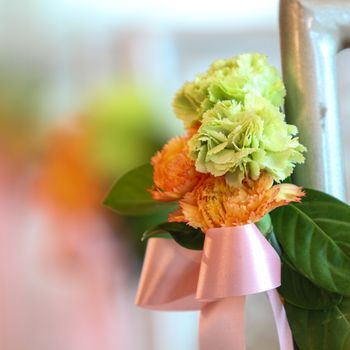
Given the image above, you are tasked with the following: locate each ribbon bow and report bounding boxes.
[136,224,293,350]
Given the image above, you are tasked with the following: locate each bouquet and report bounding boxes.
[105,53,350,350]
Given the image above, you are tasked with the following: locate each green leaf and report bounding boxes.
[267,230,283,257]
[142,231,172,240]
[285,297,350,350]
[256,214,273,236]
[267,230,342,310]
[270,188,350,296]
[103,164,175,216]
[278,262,342,310]
[143,222,205,250]
[303,188,349,207]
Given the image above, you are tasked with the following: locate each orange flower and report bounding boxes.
[150,135,203,201]
[169,173,304,231]
[35,128,102,213]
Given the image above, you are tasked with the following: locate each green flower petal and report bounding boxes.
[189,98,306,182]
[173,53,286,127]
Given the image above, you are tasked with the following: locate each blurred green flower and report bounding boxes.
[189,95,306,185]
[81,82,165,181]
[173,53,286,128]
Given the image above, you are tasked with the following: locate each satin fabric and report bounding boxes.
[136,224,293,350]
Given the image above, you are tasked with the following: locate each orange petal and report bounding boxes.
[174,173,304,231]
[150,134,203,201]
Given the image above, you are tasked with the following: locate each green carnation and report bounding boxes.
[189,95,306,185]
[173,53,286,128]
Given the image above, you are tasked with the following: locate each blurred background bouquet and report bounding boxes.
[1,1,350,350]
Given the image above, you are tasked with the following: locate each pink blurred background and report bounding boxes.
[0,1,349,349]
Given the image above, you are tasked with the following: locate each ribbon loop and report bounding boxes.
[135,238,201,310]
[197,224,281,300]
[135,224,294,350]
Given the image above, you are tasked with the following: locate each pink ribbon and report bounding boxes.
[136,224,294,350]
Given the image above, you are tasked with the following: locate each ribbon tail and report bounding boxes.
[267,289,294,350]
[199,296,246,350]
